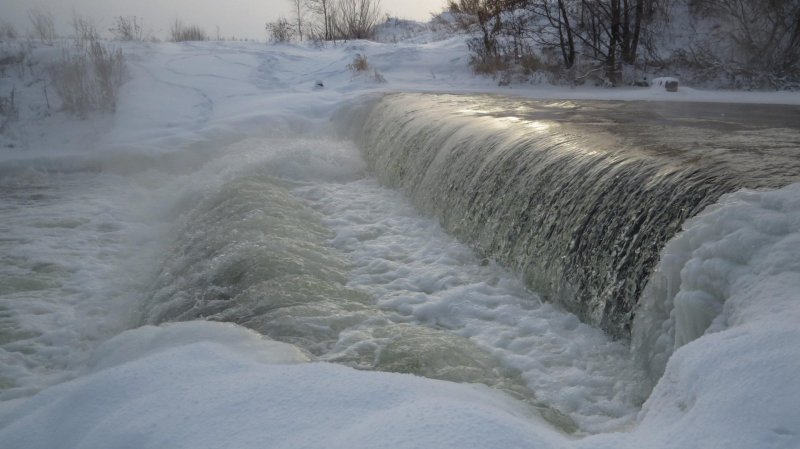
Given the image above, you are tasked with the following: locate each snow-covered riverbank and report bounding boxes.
[1,37,799,449]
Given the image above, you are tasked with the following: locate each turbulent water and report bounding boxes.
[135,138,649,433]
[2,94,799,436]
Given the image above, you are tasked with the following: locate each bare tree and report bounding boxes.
[621,0,646,64]
[448,0,526,73]
[527,0,577,68]
[306,0,334,40]
[705,0,799,73]
[289,0,304,40]
[333,0,383,39]
[537,0,652,85]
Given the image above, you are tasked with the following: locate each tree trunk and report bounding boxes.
[294,0,303,41]
[558,0,576,68]
[607,0,621,84]
[621,0,631,61]
[623,0,645,64]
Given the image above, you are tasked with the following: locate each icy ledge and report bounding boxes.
[632,182,800,381]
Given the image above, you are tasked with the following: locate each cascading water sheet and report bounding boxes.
[342,93,800,339]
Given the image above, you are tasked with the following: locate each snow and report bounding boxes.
[633,184,800,381]
[651,76,680,90]
[1,24,800,449]
[0,322,565,449]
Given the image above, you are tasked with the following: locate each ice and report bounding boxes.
[632,184,800,382]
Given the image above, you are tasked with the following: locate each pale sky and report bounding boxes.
[1,0,447,40]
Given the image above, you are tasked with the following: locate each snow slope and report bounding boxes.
[5,37,799,159]
[1,34,799,449]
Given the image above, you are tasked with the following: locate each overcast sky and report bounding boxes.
[1,0,447,40]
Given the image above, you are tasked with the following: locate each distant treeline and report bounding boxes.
[443,0,800,89]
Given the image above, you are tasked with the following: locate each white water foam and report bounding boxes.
[0,136,363,403]
[0,165,162,400]
[295,176,649,433]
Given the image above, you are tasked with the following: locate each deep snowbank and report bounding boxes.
[633,184,800,380]
[0,322,565,449]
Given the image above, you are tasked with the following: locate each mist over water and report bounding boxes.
[0,163,158,400]
[3,93,798,438]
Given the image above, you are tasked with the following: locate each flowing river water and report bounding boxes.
[1,94,799,435]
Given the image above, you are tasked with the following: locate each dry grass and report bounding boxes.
[110,16,144,41]
[49,36,126,118]
[347,53,370,72]
[28,9,56,44]
[346,54,386,83]
[170,20,209,42]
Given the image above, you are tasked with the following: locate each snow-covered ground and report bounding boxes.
[1,34,799,449]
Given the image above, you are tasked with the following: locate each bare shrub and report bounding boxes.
[49,37,126,118]
[170,20,209,42]
[467,37,508,75]
[347,53,385,82]
[28,9,56,44]
[518,53,543,76]
[110,16,144,41]
[0,22,18,41]
[347,53,370,72]
[72,15,100,48]
[266,18,295,42]
[50,52,91,117]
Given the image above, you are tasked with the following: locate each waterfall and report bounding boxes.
[342,93,800,338]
